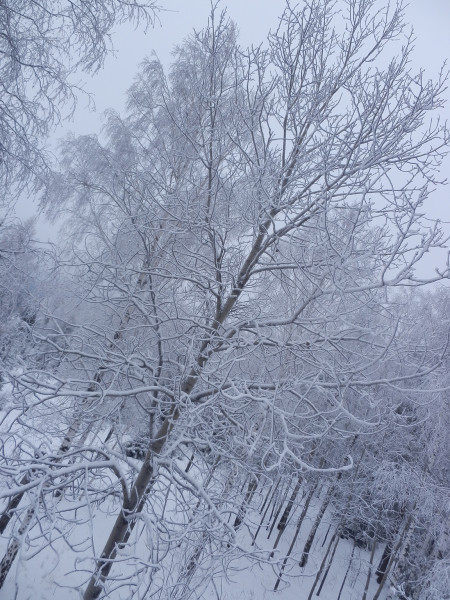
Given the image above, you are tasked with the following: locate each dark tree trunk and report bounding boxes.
[306,528,339,600]
[362,539,377,600]
[316,531,340,596]
[273,481,317,591]
[0,507,34,588]
[267,477,291,539]
[252,480,279,546]
[321,522,332,547]
[0,480,29,536]
[336,540,356,600]
[270,477,302,558]
[372,515,413,600]
[259,478,276,513]
[376,542,392,584]
[278,477,302,531]
[185,452,195,473]
[83,411,176,600]
[299,483,334,568]
[233,475,259,529]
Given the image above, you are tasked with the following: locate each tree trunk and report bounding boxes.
[390,513,414,597]
[252,479,279,546]
[0,506,34,587]
[278,477,302,531]
[0,481,29,536]
[273,481,317,591]
[184,452,195,473]
[259,478,276,513]
[233,474,259,529]
[321,523,332,547]
[372,515,413,600]
[316,531,341,596]
[362,539,377,600]
[299,482,335,568]
[267,477,290,539]
[270,477,302,558]
[306,528,339,600]
[336,540,356,600]
[82,410,176,600]
[376,542,392,584]
[83,293,248,599]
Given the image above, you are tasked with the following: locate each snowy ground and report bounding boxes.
[0,482,389,600]
[0,385,389,600]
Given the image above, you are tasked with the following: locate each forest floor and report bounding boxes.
[0,385,390,600]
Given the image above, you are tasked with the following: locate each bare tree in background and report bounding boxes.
[0,0,159,207]
[0,0,449,598]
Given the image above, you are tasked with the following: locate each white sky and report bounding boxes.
[22,0,450,278]
[66,0,450,133]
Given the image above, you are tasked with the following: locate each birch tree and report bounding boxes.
[0,0,159,206]
[1,0,449,597]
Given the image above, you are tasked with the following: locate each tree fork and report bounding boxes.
[83,276,249,598]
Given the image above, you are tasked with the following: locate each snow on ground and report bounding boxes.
[0,386,390,600]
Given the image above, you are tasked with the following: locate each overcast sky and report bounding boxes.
[23,0,450,278]
[66,0,450,135]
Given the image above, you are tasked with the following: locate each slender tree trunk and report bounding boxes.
[316,531,341,596]
[170,532,207,600]
[376,542,392,584]
[82,410,176,600]
[0,506,34,587]
[278,477,302,531]
[306,528,339,600]
[362,539,377,600]
[252,479,279,546]
[0,483,29,536]
[185,452,195,473]
[336,540,356,600]
[390,514,414,596]
[295,482,317,537]
[259,478,276,513]
[267,477,291,539]
[233,474,259,529]
[273,481,317,591]
[372,515,413,600]
[299,482,335,568]
[321,522,332,548]
[270,477,302,558]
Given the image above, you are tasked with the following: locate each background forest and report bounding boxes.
[0,1,449,599]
